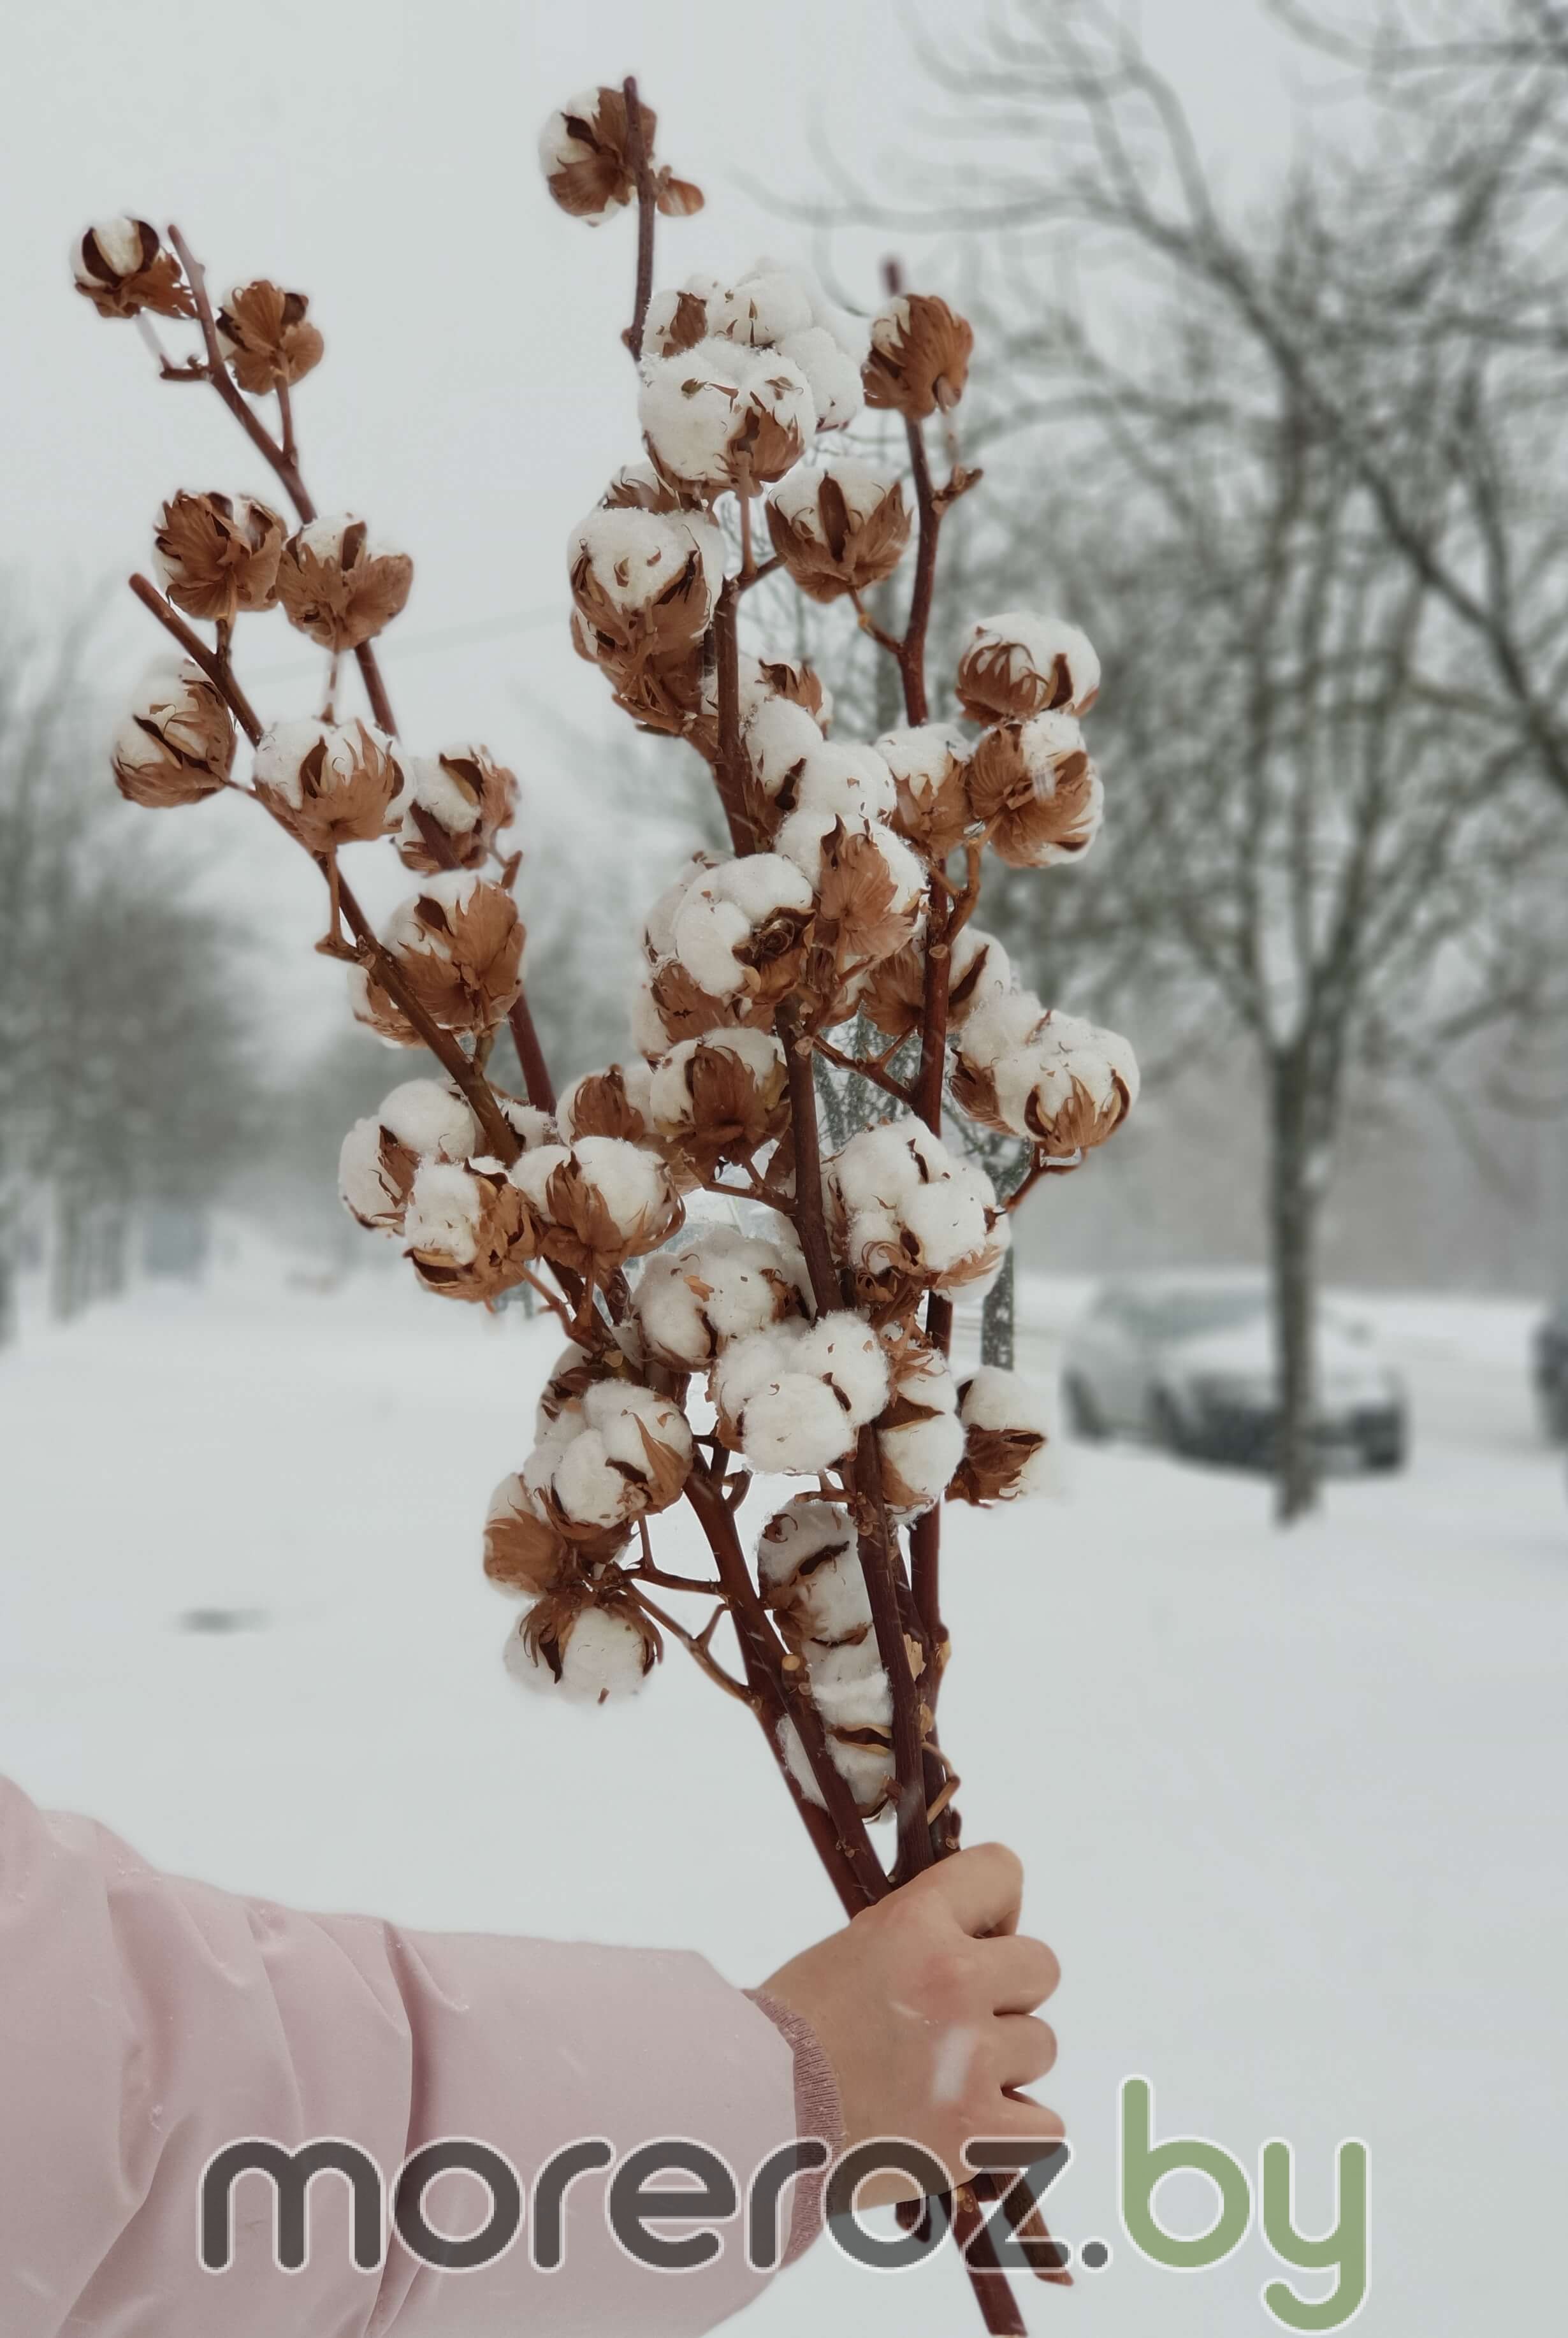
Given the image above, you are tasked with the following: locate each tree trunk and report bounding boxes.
[980,1247,1015,1369]
[51,1189,89,1323]
[1268,1050,1321,1523]
[0,1247,15,1349]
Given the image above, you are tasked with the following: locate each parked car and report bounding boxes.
[1061,1274,1408,1471]
[1534,1298,1568,1442]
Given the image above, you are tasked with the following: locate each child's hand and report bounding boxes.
[761,1843,1062,2204]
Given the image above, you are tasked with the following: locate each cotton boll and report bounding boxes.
[950,1367,1054,1505]
[632,1226,806,1368]
[525,1379,693,1534]
[793,740,897,824]
[796,1312,890,1423]
[953,989,1050,1069]
[956,610,1101,723]
[568,505,723,643]
[828,1122,1007,1300]
[955,1006,1138,1154]
[777,1718,894,1819]
[948,927,1012,1025]
[505,1606,657,1703]
[669,855,815,998]
[829,1119,950,1216]
[756,1497,857,1595]
[709,266,816,347]
[809,1657,892,1731]
[742,694,824,803]
[402,1160,485,1265]
[778,326,864,430]
[510,1136,682,1272]
[642,855,714,962]
[639,338,815,497]
[338,1080,480,1237]
[806,1635,885,1692]
[734,1374,860,1473]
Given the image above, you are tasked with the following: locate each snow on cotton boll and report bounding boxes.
[950,998,1139,1156]
[153,491,285,623]
[524,1381,693,1541]
[879,723,974,863]
[790,739,897,828]
[632,1224,808,1370]
[668,855,816,1001]
[251,718,407,852]
[73,216,193,320]
[396,744,518,873]
[378,871,525,1035]
[713,1314,889,1474]
[639,338,815,500]
[402,1159,542,1303]
[112,662,235,808]
[949,1368,1054,1505]
[956,610,1101,724]
[741,695,824,818]
[766,463,910,604]
[275,514,413,652]
[966,711,1104,869]
[756,1499,871,1650]
[774,808,925,971]
[647,1028,789,1179]
[878,1327,964,1519]
[509,1136,683,1274]
[826,1120,1010,1305]
[776,326,864,431]
[507,1592,662,1705]
[338,1079,481,1236]
[567,504,723,664]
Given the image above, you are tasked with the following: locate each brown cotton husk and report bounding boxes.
[813,822,922,975]
[857,940,926,1043]
[966,720,1101,868]
[657,1039,789,1177]
[544,87,650,221]
[483,1489,576,1595]
[565,1066,651,1145]
[254,722,403,853]
[391,881,525,1035]
[648,958,776,1048]
[277,519,413,651]
[154,491,285,623]
[112,667,235,808]
[406,1168,544,1303]
[862,294,973,420]
[215,280,324,393]
[75,219,194,319]
[530,1154,683,1276]
[948,1421,1047,1507]
[398,746,518,872]
[766,474,910,604]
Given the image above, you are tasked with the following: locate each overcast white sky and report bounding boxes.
[4,0,1309,1036]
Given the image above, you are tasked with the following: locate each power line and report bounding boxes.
[242,603,562,683]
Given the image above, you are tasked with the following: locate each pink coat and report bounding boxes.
[0,1773,841,2335]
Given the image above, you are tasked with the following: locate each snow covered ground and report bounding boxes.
[1,1235,1563,2335]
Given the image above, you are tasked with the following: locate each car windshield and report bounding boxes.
[1142,1288,1268,1342]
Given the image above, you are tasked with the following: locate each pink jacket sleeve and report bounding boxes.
[0,1773,842,2337]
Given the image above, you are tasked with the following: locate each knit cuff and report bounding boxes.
[745,1988,846,2266]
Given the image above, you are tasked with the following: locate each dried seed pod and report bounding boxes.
[381,872,525,1035]
[153,491,286,623]
[568,504,722,664]
[337,1079,481,1235]
[557,1060,657,1147]
[632,1224,808,1370]
[483,1475,576,1597]
[774,810,925,976]
[766,461,910,603]
[711,1312,889,1474]
[667,855,816,1002]
[827,1120,1010,1307]
[523,1379,693,1541]
[639,338,815,500]
[538,86,702,226]
[956,611,1101,724]
[252,718,407,852]
[402,1159,544,1302]
[396,744,518,873]
[878,1326,964,1519]
[508,1590,662,1704]
[878,723,975,862]
[276,513,413,651]
[948,1367,1052,1504]
[966,712,1103,869]
[111,662,235,808]
[862,293,973,420]
[214,279,324,393]
[511,1136,683,1274]
[73,217,193,319]
[647,1027,790,1177]
[950,994,1139,1153]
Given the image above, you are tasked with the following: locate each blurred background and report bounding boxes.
[3,4,1565,2333]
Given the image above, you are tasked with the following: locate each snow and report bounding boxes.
[1,1247,1564,2334]
[638,338,815,492]
[567,504,723,613]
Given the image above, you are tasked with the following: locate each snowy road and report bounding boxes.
[1,1245,1563,2335]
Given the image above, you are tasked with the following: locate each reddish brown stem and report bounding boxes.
[685,1466,887,1910]
[621,78,658,363]
[899,417,940,725]
[129,576,263,743]
[709,579,757,856]
[854,1427,933,1877]
[811,1034,917,1110]
[776,1002,841,1316]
